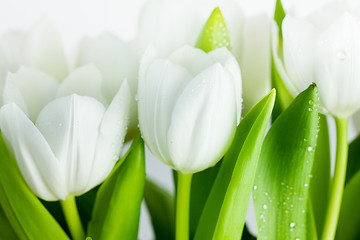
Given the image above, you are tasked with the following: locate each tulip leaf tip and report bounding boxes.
[195,7,231,53]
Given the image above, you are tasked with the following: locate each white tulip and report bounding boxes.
[277,1,360,118]
[136,0,270,113]
[76,32,139,138]
[0,17,67,80]
[0,17,68,106]
[138,45,241,173]
[0,65,131,201]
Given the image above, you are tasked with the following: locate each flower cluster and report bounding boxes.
[1,0,360,240]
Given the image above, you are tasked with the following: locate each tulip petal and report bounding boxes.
[238,14,271,113]
[315,13,360,117]
[282,15,318,94]
[77,33,138,101]
[77,33,139,136]
[0,31,26,72]
[169,45,214,76]
[3,67,59,122]
[209,47,242,123]
[138,58,192,166]
[87,80,131,190]
[137,0,215,55]
[168,63,237,173]
[271,23,298,97]
[24,17,68,80]
[305,1,347,30]
[0,47,10,106]
[0,103,66,201]
[57,65,107,105]
[35,95,106,195]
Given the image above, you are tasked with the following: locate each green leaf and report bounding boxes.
[271,53,293,120]
[253,84,320,239]
[189,160,221,238]
[241,225,256,240]
[307,200,318,240]
[0,133,69,240]
[194,89,276,239]
[87,136,145,240]
[0,204,17,240]
[76,186,99,231]
[195,7,231,52]
[335,135,360,239]
[345,135,360,184]
[274,0,285,38]
[271,0,293,121]
[309,114,330,237]
[41,200,69,234]
[336,171,360,240]
[144,179,175,240]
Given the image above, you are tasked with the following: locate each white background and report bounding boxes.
[0,0,358,239]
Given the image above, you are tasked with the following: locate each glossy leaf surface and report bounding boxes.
[253,84,319,239]
[144,179,175,240]
[87,136,145,240]
[194,89,275,239]
[0,133,69,240]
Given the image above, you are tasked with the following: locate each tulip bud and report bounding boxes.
[138,44,241,174]
[196,7,231,52]
[278,2,360,118]
[0,66,131,201]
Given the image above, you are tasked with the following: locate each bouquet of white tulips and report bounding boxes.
[1,0,360,239]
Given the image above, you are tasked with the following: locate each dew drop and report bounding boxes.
[304,183,309,187]
[296,238,301,240]
[308,108,313,112]
[290,222,296,228]
[307,146,313,152]
[265,192,268,196]
[58,123,63,127]
[253,185,257,190]
[308,100,313,105]
[263,204,267,209]
[336,50,347,60]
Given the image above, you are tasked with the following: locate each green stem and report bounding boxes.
[176,172,193,240]
[321,117,348,240]
[61,196,85,240]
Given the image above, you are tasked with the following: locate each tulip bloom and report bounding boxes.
[0,65,130,201]
[276,2,360,118]
[138,45,241,173]
[77,33,139,138]
[137,0,270,112]
[0,18,68,107]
